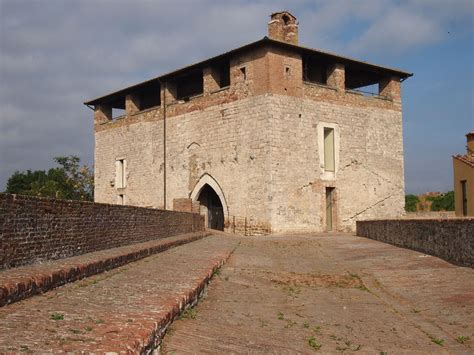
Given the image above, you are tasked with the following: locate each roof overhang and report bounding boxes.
[84,37,413,106]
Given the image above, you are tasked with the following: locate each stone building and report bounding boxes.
[453,131,474,216]
[85,11,412,234]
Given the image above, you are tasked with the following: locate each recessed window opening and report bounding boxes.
[345,67,380,97]
[115,159,126,188]
[282,14,290,25]
[139,87,161,110]
[109,98,126,119]
[240,67,247,81]
[117,194,125,205]
[212,61,230,88]
[324,128,335,172]
[285,66,291,77]
[175,70,203,101]
[302,56,328,85]
[112,108,125,119]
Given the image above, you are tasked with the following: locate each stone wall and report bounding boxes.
[93,43,405,234]
[95,91,404,234]
[0,193,204,269]
[267,94,404,233]
[356,219,474,267]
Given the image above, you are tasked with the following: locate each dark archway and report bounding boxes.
[197,184,224,231]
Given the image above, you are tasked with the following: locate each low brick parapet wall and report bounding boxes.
[356,219,474,267]
[0,193,205,269]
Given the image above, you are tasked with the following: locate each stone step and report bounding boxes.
[0,235,239,353]
[0,231,210,307]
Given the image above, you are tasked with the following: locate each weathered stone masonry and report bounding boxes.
[87,11,412,234]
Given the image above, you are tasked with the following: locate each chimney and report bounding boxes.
[268,11,298,45]
[467,131,474,156]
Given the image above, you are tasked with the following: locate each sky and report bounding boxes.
[0,0,473,194]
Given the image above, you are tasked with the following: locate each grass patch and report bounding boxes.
[307,336,322,350]
[430,336,444,346]
[456,335,470,344]
[277,312,284,320]
[179,307,197,320]
[19,345,31,353]
[50,312,64,321]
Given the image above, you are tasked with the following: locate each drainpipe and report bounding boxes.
[158,79,167,210]
[162,81,167,210]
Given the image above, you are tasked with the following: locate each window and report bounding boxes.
[175,70,204,101]
[212,61,230,88]
[139,88,161,110]
[345,66,380,96]
[115,159,126,188]
[324,128,335,172]
[109,97,126,120]
[117,194,125,205]
[461,180,468,216]
[303,56,328,85]
[240,67,247,81]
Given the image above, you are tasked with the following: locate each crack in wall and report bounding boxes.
[343,193,395,222]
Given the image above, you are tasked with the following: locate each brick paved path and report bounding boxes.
[0,232,209,306]
[0,235,239,353]
[163,233,473,353]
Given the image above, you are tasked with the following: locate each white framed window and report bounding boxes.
[115,158,127,188]
[324,127,335,172]
[317,123,339,180]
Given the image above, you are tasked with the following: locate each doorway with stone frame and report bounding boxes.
[196,184,224,231]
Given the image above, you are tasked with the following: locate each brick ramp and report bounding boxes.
[0,231,210,307]
[0,235,238,353]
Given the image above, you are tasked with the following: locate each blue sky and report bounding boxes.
[0,0,473,194]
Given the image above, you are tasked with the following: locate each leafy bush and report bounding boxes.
[405,194,419,212]
[428,191,454,211]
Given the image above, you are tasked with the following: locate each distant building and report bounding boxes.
[85,11,412,234]
[453,131,474,216]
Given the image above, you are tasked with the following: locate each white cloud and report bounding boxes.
[0,0,472,191]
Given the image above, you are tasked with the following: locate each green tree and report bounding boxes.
[428,191,455,211]
[5,156,93,201]
[405,194,419,212]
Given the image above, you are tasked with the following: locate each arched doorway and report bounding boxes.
[196,184,224,231]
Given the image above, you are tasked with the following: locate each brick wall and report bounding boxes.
[0,193,204,269]
[356,219,474,267]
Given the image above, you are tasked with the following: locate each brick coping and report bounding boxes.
[143,247,236,353]
[0,231,210,307]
